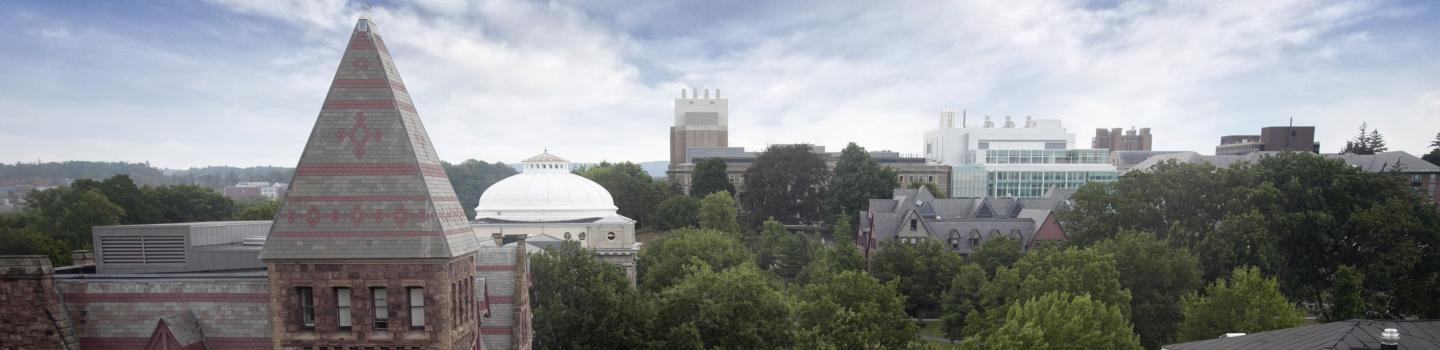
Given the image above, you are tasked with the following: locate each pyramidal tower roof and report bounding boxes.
[261,18,479,260]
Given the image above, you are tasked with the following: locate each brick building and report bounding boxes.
[1092,127,1153,151]
[0,17,532,350]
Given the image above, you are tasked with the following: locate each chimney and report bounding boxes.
[1380,328,1399,350]
[492,232,504,247]
[682,88,687,99]
[716,89,721,98]
[704,89,710,99]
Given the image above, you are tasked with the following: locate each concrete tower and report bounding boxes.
[669,88,729,165]
[261,17,482,350]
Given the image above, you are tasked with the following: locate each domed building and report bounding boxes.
[472,151,639,282]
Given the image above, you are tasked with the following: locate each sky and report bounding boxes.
[0,0,1437,168]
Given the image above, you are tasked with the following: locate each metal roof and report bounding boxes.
[1163,320,1440,350]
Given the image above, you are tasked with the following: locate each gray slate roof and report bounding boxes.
[1130,151,1440,174]
[865,188,1068,254]
[1163,319,1440,350]
[159,311,205,348]
[261,18,480,260]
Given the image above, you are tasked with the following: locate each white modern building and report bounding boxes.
[471,151,639,282]
[924,112,1119,197]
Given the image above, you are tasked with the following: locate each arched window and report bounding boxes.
[563,232,572,240]
[607,232,617,240]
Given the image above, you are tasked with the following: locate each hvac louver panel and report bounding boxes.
[99,235,186,265]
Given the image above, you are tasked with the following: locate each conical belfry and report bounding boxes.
[261,18,478,260]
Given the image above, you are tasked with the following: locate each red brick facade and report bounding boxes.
[267,256,479,350]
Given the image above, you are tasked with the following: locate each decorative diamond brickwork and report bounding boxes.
[260,17,480,261]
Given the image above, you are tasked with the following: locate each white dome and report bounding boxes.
[474,152,618,222]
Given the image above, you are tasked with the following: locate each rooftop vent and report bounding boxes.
[1380,328,1399,350]
[242,236,267,246]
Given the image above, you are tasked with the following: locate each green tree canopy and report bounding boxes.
[234,200,279,220]
[58,189,124,248]
[941,264,988,340]
[826,143,899,220]
[1342,122,1389,155]
[1326,265,1366,321]
[1012,246,1132,317]
[1177,266,1303,342]
[966,292,1143,350]
[652,196,700,231]
[637,228,754,292]
[442,159,517,220]
[794,270,917,349]
[697,191,740,234]
[970,236,1022,276]
[741,144,829,229]
[530,241,650,349]
[655,264,794,349]
[1092,231,1203,349]
[869,239,966,316]
[689,157,734,197]
[907,180,943,198]
[145,185,234,223]
[580,161,670,229]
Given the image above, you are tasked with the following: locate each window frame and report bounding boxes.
[336,287,352,330]
[408,287,425,330]
[297,287,315,329]
[371,287,389,331]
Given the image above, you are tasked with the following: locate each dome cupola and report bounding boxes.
[474,151,619,222]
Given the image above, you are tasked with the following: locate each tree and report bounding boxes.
[580,162,669,229]
[689,157,734,197]
[655,264,794,349]
[826,143,899,221]
[941,264,987,340]
[235,200,279,220]
[652,196,700,231]
[530,241,650,349]
[962,266,1020,337]
[1431,132,1440,149]
[58,189,124,247]
[969,236,1021,276]
[442,159,517,220]
[1177,266,1303,342]
[73,175,158,224]
[697,191,740,234]
[1342,122,1388,155]
[965,292,1142,350]
[1326,265,1365,321]
[637,228,754,292]
[1093,232,1203,349]
[1195,211,1281,281]
[1011,246,1132,317]
[1424,148,1440,167]
[794,270,917,349]
[831,214,854,245]
[145,185,234,222]
[869,240,966,316]
[741,144,829,229]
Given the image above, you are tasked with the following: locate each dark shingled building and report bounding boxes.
[1163,319,1440,350]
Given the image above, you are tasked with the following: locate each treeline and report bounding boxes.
[0,175,278,264]
[0,161,294,188]
[534,151,1440,350]
[580,142,915,234]
[531,191,914,349]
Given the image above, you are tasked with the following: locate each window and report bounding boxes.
[297,287,315,329]
[607,232,616,240]
[372,287,389,330]
[909,219,917,231]
[563,232,571,240]
[408,287,425,329]
[336,287,352,330]
[578,232,586,240]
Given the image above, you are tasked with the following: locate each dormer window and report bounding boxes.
[909,219,917,231]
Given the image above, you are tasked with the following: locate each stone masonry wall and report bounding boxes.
[0,256,78,350]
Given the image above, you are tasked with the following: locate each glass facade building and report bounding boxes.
[988,170,1118,197]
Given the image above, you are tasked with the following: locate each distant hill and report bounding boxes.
[0,161,294,188]
[639,161,668,178]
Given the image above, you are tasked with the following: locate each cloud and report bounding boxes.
[0,0,1436,168]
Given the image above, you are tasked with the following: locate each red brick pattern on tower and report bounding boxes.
[260,17,478,261]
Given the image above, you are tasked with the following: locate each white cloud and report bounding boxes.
[1,0,1437,168]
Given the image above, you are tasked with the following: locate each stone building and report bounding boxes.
[1215,126,1320,155]
[471,151,640,283]
[670,88,728,165]
[0,17,532,350]
[1092,127,1153,151]
[854,188,1071,264]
